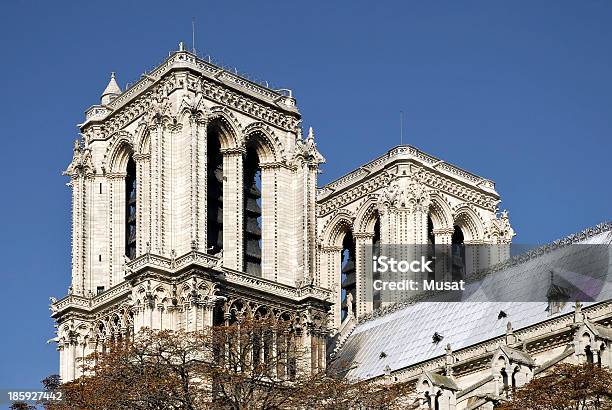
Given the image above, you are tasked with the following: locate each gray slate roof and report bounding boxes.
[334,223,612,380]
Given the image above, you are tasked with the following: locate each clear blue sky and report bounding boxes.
[0,0,610,391]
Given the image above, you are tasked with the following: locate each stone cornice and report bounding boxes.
[81,51,300,136]
[316,163,499,218]
[370,301,612,385]
[51,250,332,319]
[317,145,498,205]
[355,222,612,326]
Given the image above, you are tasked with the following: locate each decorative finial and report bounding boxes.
[307,126,315,141]
[100,72,122,105]
[505,321,517,344]
[445,344,454,375]
[574,300,585,323]
[179,41,185,51]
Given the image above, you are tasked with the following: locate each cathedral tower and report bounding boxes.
[52,46,331,381]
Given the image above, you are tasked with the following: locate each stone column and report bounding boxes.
[260,163,280,281]
[134,153,151,257]
[58,343,66,382]
[70,173,86,296]
[221,148,244,271]
[195,117,207,252]
[354,232,374,316]
[318,333,326,371]
[150,123,164,255]
[108,173,127,287]
[433,227,454,281]
[202,300,216,329]
[305,163,319,282]
[271,164,296,284]
[320,246,343,329]
[464,239,484,277]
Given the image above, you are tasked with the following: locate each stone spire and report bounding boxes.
[505,321,518,345]
[307,126,315,141]
[445,344,454,376]
[101,72,121,105]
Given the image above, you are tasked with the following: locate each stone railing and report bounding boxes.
[128,250,219,272]
[52,250,332,316]
[223,269,332,302]
[52,281,132,315]
[83,50,295,126]
[84,105,112,121]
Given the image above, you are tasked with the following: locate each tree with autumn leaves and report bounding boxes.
[41,318,412,410]
[30,318,612,409]
[499,363,612,410]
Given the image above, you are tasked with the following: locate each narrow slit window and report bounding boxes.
[341,230,356,321]
[206,123,224,254]
[243,143,262,276]
[125,157,137,259]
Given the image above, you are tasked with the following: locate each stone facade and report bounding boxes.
[331,223,612,409]
[316,146,514,327]
[50,46,609,410]
[52,46,330,382]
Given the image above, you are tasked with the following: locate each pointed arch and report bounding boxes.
[133,122,151,156]
[208,106,241,150]
[354,194,380,235]
[453,204,485,241]
[243,122,285,164]
[105,131,134,173]
[429,193,454,230]
[321,209,355,248]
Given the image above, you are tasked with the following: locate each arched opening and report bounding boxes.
[427,215,435,281]
[125,157,137,259]
[451,225,465,280]
[434,391,441,410]
[501,368,509,390]
[598,345,604,367]
[586,345,594,364]
[424,391,432,409]
[372,218,382,311]
[341,230,356,321]
[207,123,224,254]
[243,142,262,276]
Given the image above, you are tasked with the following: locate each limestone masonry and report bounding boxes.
[51,46,612,409]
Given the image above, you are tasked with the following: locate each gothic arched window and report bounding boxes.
[427,215,436,281]
[341,230,356,321]
[125,157,137,259]
[501,368,509,391]
[434,392,441,410]
[372,218,382,311]
[207,123,224,254]
[586,345,594,364]
[243,143,262,276]
[451,225,465,280]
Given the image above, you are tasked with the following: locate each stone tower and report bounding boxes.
[316,147,515,328]
[51,46,515,383]
[52,46,331,382]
